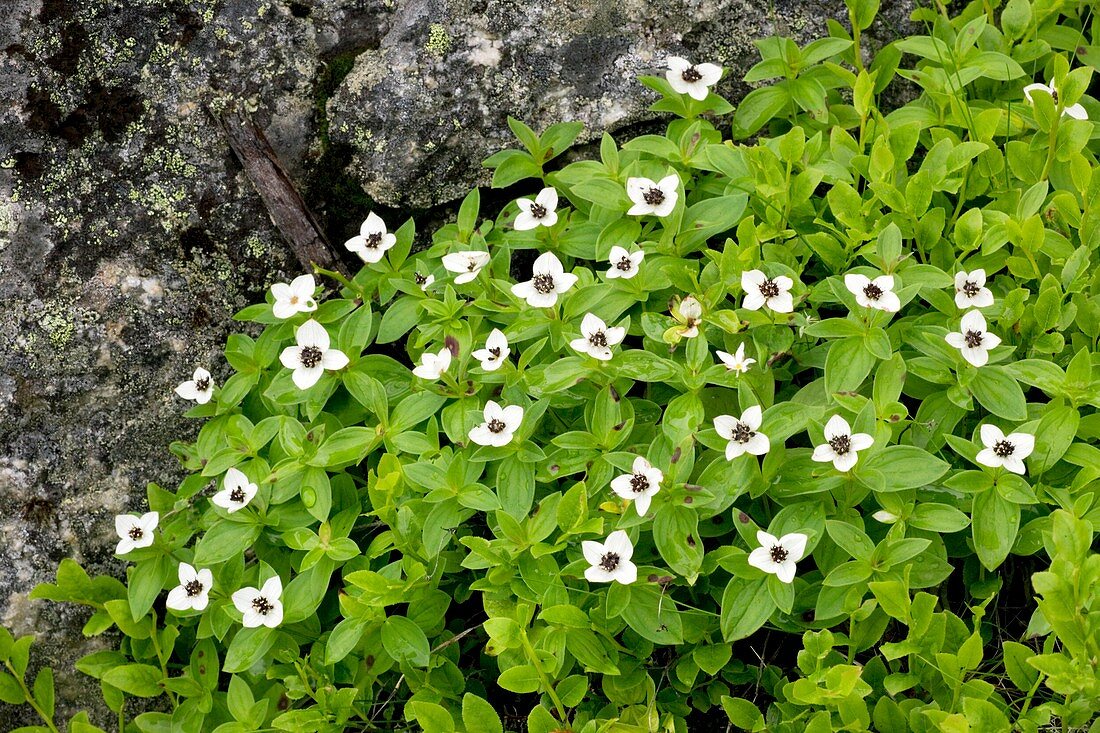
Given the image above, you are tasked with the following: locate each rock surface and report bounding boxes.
[0,0,911,726]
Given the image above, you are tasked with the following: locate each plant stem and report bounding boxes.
[4,661,60,733]
[520,629,569,724]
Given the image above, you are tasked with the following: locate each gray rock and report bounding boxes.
[0,0,911,727]
[328,0,915,208]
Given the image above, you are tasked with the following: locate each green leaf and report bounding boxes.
[497,665,541,694]
[972,489,1020,571]
[862,446,949,490]
[825,337,876,395]
[101,664,164,698]
[193,522,262,567]
[223,627,276,674]
[720,577,775,641]
[970,367,1028,420]
[732,86,790,138]
[0,672,25,705]
[408,701,455,733]
[381,616,430,667]
[653,505,703,577]
[1028,405,1079,474]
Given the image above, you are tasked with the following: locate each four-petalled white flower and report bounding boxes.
[344,212,397,264]
[570,313,626,361]
[716,343,756,374]
[114,511,159,555]
[514,187,559,230]
[954,269,994,309]
[166,562,213,612]
[627,175,679,217]
[812,415,873,472]
[232,576,284,628]
[1023,81,1088,120]
[945,310,1001,367]
[742,270,794,313]
[610,457,664,516]
[469,401,523,447]
[442,251,491,284]
[976,424,1035,475]
[175,367,214,404]
[412,347,452,381]
[472,329,509,372]
[606,245,644,280]
[845,273,901,313]
[212,467,258,513]
[714,406,770,461]
[582,530,638,584]
[511,252,578,307]
[271,274,318,319]
[414,272,435,291]
[747,531,807,584]
[279,319,350,389]
[666,56,723,100]
[676,296,703,338]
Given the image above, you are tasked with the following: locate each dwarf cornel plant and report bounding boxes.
[7,1,1100,732]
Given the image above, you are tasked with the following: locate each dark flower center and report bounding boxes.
[1050,88,1058,104]
[299,346,323,368]
[642,187,665,205]
[964,330,984,348]
[961,280,980,297]
[828,434,851,455]
[769,545,789,563]
[681,66,702,82]
[195,377,210,391]
[588,331,607,347]
[599,552,620,572]
[731,422,755,443]
[616,256,633,271]
[758,279,780,298]
[532,273,555,294]
[414,272,427,285]
[364,232,382,249]
[184,580,204,597]
[487,418,506,434]
[127,526,144,540]
[467,259,479,272]
[863,284,883,300]
[529,203,547,219]
[488,347,500,358]
[993,440,1015,457]
[229,487,245,503]
[630,473,649,493]
[252,596,273,615]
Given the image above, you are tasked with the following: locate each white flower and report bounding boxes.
[954,269,994,309]
[211,467,258,513]
[945,310,1001,368]
[472,329,509,372]
[442,251,491,284]
[1023,81,1088,120]
[570,313,626,361]
[811,415,873,473]
[166,562,213,612]
[232,576,284,629]
[665,56,723,100]
[175,367,214,404]
[844,273,901,313]
[747,531,807,584]
[469,400,523,447]
[414,272,435,291]
[676,296,703,338]
[714,406,770,461]
[627,175,679,217]
[873,510,899,524]
[716,343,755,374]
[606,245,644,280]
[610,456,664,516]
[412,347,452,381]
[975,424,1035,475]
[741,270,794,313]
[514,187,559,230]
[114,512,159,555]
[582,530,638,584]
[344,212,397,263]
[511,252,578,308]
[279,319,350,389]
[270,274,318,319]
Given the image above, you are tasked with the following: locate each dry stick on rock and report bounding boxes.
[218,106,352,279]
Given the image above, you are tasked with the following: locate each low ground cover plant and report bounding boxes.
[4,0,1099,731]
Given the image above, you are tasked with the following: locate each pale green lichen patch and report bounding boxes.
[425,24,453,57]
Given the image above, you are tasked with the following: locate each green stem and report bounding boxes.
[4,661,60,733]
[147,620,178,709]
[520,630,569,724]
[312,265,357,294]
[1040,115,1060,181]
